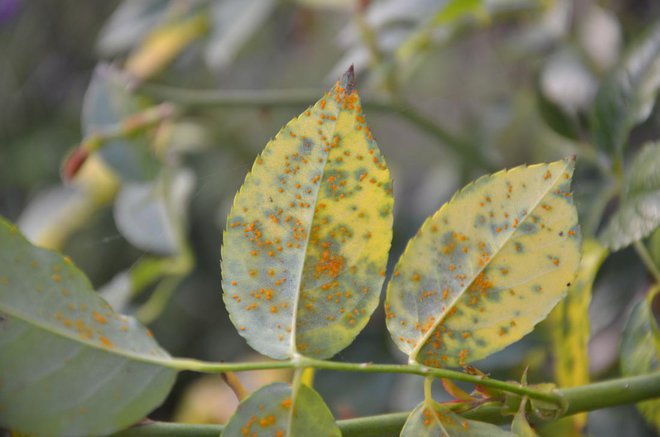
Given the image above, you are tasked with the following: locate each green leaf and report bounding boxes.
[0,216,177,436]
[600,142,660,250]
[114,169,195,255]
[204,0,277,71]
[386,158,581,367]
[591,20,660,155]
[221,69,393,360]
[400,402,514,437]
[620,285,660,430]
[222,382,340,437]
[82,64,159,181]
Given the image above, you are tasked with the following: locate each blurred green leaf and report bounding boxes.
[0,217,177,436]
[82,64,160,181]
[204,0,277,71]
[96,0,171,56]
[620,286,660,431]
[401,402,514,436]
[114,169,195,255]
[591,20,660,155]
[600,142,660,250]
[222,382,340,437]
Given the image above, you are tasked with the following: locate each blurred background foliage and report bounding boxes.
[1,0,659,435]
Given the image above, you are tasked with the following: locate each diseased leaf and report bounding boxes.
[386,158,581,367]
[620,286,660,430]
[222,382,340,437]
[546,239,607,433]
[591,20,660,155]
[600,142,660,250]
[0,217,177,436]
[400,402,514,437]
[221,69,393,360]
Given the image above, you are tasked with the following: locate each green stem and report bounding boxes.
[137,84,495,170]
[634,240,660,284]
[167,356,560,405]
[112,373,660,437]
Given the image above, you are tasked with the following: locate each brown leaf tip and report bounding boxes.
[341,65,356,94]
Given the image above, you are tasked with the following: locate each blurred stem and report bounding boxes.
[135,275,185,325]
[634,240,660,284]
[112,373,660,437]
[80,103,176,153]
[138,84,495,170]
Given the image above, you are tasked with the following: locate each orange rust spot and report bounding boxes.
[544,170,552,180]
[93,311,107,325]
[99,336,113,348]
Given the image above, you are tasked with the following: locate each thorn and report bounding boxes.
[342,65,356,93]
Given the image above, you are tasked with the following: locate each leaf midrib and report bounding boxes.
[410,161,571,363]
[288,92,345,357]
[0,303,174,369]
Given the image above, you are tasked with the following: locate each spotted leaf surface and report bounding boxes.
[620,286,660,430]
[400,402,514,437]
[386,158,581,367]
[222,382,340,437]
[221,69,393,360]
[0,216,177,436]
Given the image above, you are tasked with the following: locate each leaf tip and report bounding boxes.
[341,65,356,93]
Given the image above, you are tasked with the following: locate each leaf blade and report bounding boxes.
[386,159,581,367]
[591,20,660,155]
[221,70,393,360]
[0,217,177,436]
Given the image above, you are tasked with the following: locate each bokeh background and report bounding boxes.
[1,1,659,435]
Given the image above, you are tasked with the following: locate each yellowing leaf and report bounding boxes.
[386,159,581,367]
[222,382,340,437]
[125,14,208,81]
[547,239,607,433]
[400,402,514,437]
[221,69,394,360]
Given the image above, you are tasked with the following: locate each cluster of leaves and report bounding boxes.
[1,67,584,436]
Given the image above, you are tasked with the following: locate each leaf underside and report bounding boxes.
[0,217,176,437]
[400,402,514,437]
[386,158,581,367]
[221,70,393,360]
[222,382,340,437]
